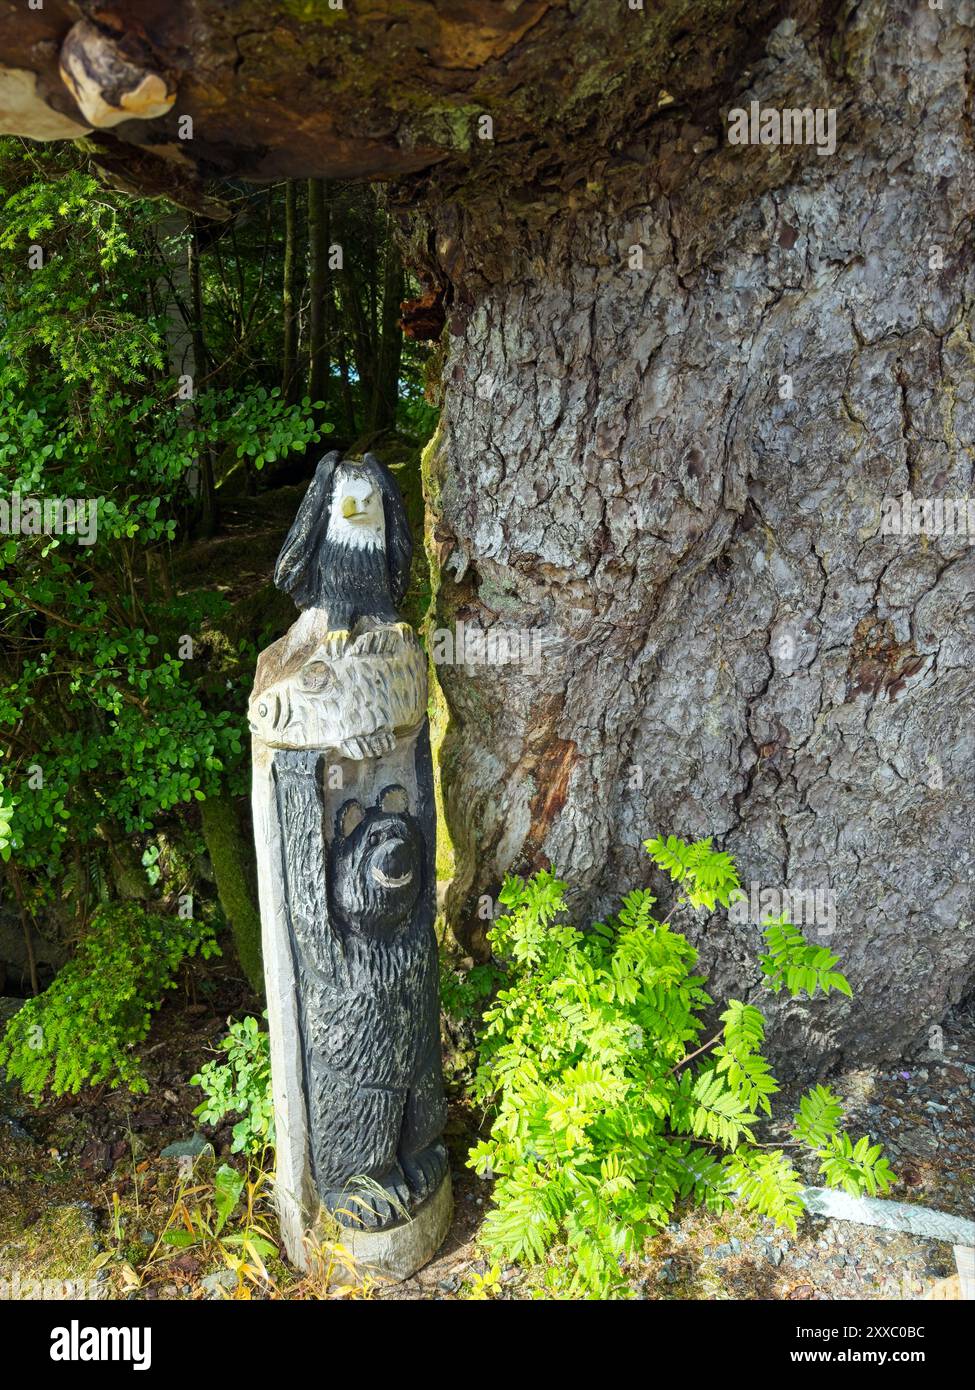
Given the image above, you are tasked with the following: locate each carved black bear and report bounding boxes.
[290,783,447,1228]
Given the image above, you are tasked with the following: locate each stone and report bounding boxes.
[160,1134,209,1159]
[0,1115,36,1145]
[0,1203,101,1295]
[251,451,450,1281]
[802,1187,975,1246]
[201,1270,237,1297]
[0,995,23,1026]
[0,914,67,993]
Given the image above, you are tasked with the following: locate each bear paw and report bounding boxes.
[401,1140,448,1206]
[323,1163,413,1231]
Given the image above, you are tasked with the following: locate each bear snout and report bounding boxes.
[369,837,414,890]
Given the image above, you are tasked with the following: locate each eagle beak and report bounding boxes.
[341,496,358,518]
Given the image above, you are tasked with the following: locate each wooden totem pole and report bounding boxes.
[249,451,451,1280]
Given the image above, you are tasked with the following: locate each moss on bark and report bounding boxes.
[199,793,264,997]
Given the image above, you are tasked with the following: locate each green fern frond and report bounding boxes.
[817,1132,897,1197]
[723,1148,806,1232]
[759,914,852,998]
[469,853,890,1298]
[644,833,745,911]
[791,1083,845,1148]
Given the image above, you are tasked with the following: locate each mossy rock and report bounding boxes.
[0,1199,102,1291]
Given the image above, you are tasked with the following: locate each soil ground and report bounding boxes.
[1,961,970,1301]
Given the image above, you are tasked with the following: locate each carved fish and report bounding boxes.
[249,624,426,757]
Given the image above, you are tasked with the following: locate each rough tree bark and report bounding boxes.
[1,0,972,1068]
[422,11,975,1071]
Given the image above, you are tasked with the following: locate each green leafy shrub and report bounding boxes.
[0,766,12,862]
[191,1013,275,1155]
[155,1155,279,1292]
[0,143,324,891]
[0,903,218,1097]
[469,836,895,1298]
[439,957,505,1024]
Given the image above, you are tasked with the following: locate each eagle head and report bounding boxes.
[326,464,386,550]
[273,450,413,613]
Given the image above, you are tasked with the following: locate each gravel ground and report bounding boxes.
[643,996,974,1301]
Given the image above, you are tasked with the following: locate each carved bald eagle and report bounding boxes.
[274,451,413,633]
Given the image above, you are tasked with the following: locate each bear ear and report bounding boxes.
[378,784,409,814]
[337,800,365,837]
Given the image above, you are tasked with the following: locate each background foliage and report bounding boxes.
[0,901,218,1096]
[0,137,435,1030]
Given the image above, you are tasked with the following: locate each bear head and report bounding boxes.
[328,785,423,939]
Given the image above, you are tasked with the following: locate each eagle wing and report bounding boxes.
[273,449,341,608]
[363,452,413,607]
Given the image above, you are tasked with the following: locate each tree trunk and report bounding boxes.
[369,229,405,434]
[306,177,330,413]
[337,336,357,438]
[187,216,218,533]
[199,792,265,997]
[336,219,377,417]
[281,179,299,403]
[421,14,975,1072]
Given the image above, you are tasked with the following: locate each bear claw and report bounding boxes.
[323,1163,413,1231]
[401,1141,448,1204]
[339,729,396,760]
